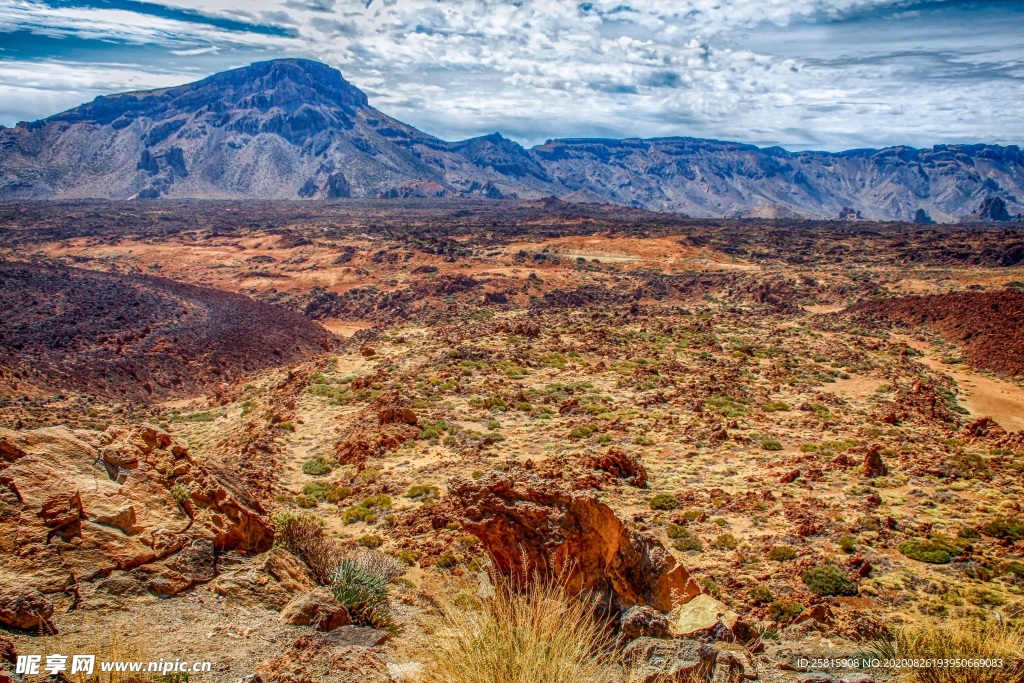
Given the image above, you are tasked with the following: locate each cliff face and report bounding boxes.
[1,58,1021,221]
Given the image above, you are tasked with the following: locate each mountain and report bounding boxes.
[1,58,1022,222]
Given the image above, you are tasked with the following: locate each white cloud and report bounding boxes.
[1,0,1021,150]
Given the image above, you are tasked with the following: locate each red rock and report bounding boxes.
[583,448,648,488]
[863,444,887,478]
[450,473,700,612]
[780,469,800,484]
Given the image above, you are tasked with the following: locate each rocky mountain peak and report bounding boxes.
[42,59,367,128]
[194,59,369,111]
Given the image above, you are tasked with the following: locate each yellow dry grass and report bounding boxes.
[400,571,619,683]
[867,618,1024,683]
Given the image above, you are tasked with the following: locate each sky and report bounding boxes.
[0,0,1022,151]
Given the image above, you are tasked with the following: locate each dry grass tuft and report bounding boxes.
[400,571,619,683]
[865,618,1024,683]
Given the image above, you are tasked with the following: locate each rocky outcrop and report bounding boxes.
[2,59,1022,221]
[210,549,317,610]
[0,424,273,602]
[449,473,701,612]
[967,196,1012,222]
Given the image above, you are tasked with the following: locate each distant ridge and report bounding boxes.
[1,58,1021,222]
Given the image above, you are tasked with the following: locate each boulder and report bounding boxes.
[280,588,351,631]
[449,473,700,612]
[622,637,715,683]
[667,594,742,641]
[0,587,54,630]
[211,549,317,610]
[620,605,672,640]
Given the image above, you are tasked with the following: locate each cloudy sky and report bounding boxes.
[0,0,1021,150]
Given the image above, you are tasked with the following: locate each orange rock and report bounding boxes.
[450,473,701,612]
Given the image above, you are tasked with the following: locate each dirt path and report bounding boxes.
[900,336,1024,432]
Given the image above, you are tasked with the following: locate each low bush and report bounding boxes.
[901,540,954,565]
[713,533,739,551]
[750,584,773,604]
[358,534,383,549]
[761,438,783,451]
[767,600,805,624]
[671,528,703,553]
[802,564,858,596]
[768,545,797,561]
[301,456,337,476]
[984,516,1024,540]
[649,494,679,511]
[406,484,440,501]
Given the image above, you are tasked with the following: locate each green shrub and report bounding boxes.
[357,468,381,485]
[839,535,857,553]
[714,533,739,550]
[169,484,189,504]
[569,425,594,440]
[984,517,1024,540]
[768,545,797,561]
[683,509,703,522]
[302,456,337,476]
[750,584,773,604]
[671,528,703,553]
[331,560,395,632]
[295,494,318,508]
[802,565,858,596]
[435,552,459,569]
[762,401,790,412]
[358,535,383,549]
[666,523,688,539]
[767,600,805,623]
[406,484,440,501]
[396,550,420,567]
[649,494,679,511]
[899,540,953,564]
[761,438,783,451]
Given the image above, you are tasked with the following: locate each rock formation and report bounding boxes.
[0,424,273,625]
[449,472,701,612]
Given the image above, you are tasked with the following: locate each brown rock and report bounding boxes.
[0,587,54,630]
[449,473,700,612]
[211,549,317,610]
[780,469,800,484]
[863,445,887,478]
[280,588,351,631]
[794,604,834,627]
[583,448,648,488]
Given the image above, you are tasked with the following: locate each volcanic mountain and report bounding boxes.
[1,58,1022,221]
